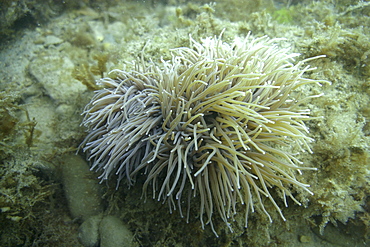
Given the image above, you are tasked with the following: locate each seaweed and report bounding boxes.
[0,91,38,159]
[72,52,110,91]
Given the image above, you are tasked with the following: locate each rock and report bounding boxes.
[29,54,86,102]
[61,154,103,221]
[78,214,103,247]
[99,215,134,247]
[44,35,64,46]
[299,235,311,243]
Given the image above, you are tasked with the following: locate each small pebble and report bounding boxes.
[299,235,311,243]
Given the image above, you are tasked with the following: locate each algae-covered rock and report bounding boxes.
[29,54,86,103]
[78,214,103,247]
[99,215,134,247]
[78,214,135,247]
[61,154,103,221]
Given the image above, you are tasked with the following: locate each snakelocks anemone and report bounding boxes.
[80,33,324,236]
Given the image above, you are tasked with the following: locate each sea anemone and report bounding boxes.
[80,33,323,236]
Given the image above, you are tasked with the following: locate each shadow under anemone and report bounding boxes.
[79,33,326,237]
